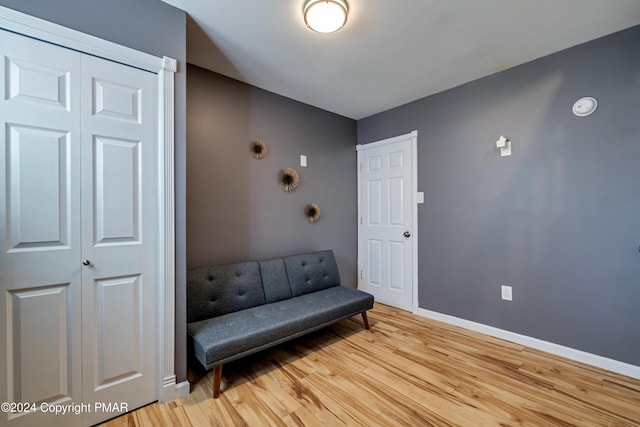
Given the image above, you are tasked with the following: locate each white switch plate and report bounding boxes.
[300,155,307,167]
[416,192,424,203]
[501,285,512,301]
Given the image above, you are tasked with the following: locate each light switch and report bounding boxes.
[416,192,424,204]
[300,155,307,167]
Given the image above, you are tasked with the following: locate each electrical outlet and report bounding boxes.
[501,285,512,301]
[300,155,307,167]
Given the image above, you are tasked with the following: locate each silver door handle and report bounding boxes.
[403,231,411,238]
[82,259,91,266]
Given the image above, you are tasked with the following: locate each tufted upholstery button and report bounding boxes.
[319,258,323,262]
[235,271,241,277]
[208,276,214,281]
[301,262,306,267]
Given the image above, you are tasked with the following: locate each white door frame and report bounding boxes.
[356,130,419,314]
[0,6,186,402]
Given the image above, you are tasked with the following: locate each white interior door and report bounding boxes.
[1,29,159,427]
[0,29,83,427]
[357,132,418,312]
[80,54,158,426]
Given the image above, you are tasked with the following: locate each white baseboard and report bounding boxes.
[175,380,191,399]
[414,307,640,380]
[160,379,191,403]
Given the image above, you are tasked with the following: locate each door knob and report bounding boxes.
[403,231,411,238]
[82,259,91,266]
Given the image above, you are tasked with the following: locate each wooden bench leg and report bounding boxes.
[213,365,223,398]
[361,311,370,330]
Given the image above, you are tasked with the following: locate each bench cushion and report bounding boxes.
[187,261,266,323]
[188,285,374,369]
[284,250,341,297]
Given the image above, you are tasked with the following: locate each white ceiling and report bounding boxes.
[162,0,640,119]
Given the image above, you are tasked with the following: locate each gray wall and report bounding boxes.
[187,65,358,286]
[358,26,640,366]
[0,0,189,381]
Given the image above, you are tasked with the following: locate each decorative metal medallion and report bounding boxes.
[304,203,321,222]
[250,139,267,159]
[278,167,299,192]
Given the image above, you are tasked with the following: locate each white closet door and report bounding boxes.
[1,29,159,427]
[79,54,158,426]
[0,30,83,427]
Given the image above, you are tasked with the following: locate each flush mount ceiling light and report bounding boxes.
[304,0,348,33]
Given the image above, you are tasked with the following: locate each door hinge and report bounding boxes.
[359,162,363,171]
[360,270,364,279]
[360,217,363,225]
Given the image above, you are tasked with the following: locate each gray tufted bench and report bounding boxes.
[187,250,374,398]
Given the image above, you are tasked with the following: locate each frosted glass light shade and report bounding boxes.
[304,0,348,33]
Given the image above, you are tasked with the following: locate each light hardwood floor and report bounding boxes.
[101,303,640,426]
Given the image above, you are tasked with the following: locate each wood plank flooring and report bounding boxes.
[100,303,640,426]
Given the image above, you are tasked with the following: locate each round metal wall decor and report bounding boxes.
[304,203,321,222]
[278,167,299,192]
[250,139,267,159]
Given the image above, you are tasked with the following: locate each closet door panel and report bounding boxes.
[6,284,72,402]
[6,125,71,249]
[0,29,82,427]
[93,136,141,244]
[80,54,158,426]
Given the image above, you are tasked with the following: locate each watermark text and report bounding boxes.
[1,401,129,415]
